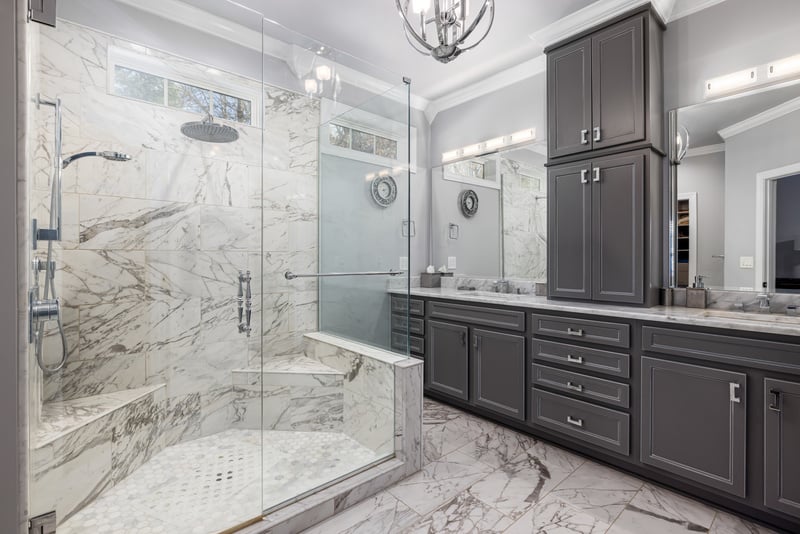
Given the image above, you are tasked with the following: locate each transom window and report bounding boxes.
[328,123,399,160]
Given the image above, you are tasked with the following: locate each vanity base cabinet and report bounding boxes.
[472,329,526,421]
[426,320,469,401]
[641,356,747,498]
[764,378,800,519]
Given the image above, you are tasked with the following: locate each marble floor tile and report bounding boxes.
[709,511,781,534]
[549,460,644,524]
[467,442,585,520]
[387,450,494,516]
[457,423,540,469]
[302,491,419,534]
[504,493,611,534]
[405,491,514,534]
[607,483,717,534]
[421,406,492,465]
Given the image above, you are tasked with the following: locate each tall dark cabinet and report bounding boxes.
[764,378,800,519]
[546,6,664,306]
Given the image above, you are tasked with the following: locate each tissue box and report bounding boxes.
[420,273,442,288]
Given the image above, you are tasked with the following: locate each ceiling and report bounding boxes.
[678,81,800,148]
[219,0,597,101]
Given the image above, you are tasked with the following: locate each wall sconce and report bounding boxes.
[768,53,800,80]
[704,68,758,98]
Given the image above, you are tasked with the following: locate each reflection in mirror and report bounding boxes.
[430,141,547,282]
[674,79,800,292]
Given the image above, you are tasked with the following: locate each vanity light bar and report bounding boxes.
[704,68,758,98]
[768,54,800,80]
[441,127,536,163]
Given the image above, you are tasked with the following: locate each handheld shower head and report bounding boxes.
[62,151,132,169]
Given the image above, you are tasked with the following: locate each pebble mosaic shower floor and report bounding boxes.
[58,429,384,534]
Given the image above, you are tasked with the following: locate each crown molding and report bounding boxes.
[685,143,725,158]
[115,0,429,111]
[669,0,731,21]
[425,54,546,123]
[528,0,677,51]
[718,96,800,139]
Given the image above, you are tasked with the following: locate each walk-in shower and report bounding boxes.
[22,1,413,532]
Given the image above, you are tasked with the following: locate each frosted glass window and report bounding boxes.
[113,66,164,105]
[375,136,398,159]
[351,129,375,154]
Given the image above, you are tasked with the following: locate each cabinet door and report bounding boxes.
[427,320,469,400]
[591,15,645,150]
[548,38,592,158]
[641,357,747,497]
[764,378,800,519]
[472,329,526,421]
[592,153,644,303]
[548,162,592,299]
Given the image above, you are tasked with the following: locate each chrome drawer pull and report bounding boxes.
[593,126,601,142]
[567,416,584,428]
[729,382,742,404]
[768,389,781,412]
[566,381,584,392]
[567,327,584,337]
[566,354,584,364]
[580,169,588,184]
[581,129,589,145]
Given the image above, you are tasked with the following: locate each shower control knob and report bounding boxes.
[28,292,60,344]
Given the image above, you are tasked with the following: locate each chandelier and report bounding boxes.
[395,0,495,63]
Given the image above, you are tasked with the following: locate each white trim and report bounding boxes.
[678,192,698,284]
[426,55,546,122]
[754,162,800,291]
[669,0,731,21]
[528,0,676,51]
[718,96,800,139]
[684,144,725,158]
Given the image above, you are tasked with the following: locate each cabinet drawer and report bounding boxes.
[531,388,630,455]
[391,313,425,336]
[391,332,424,356]
[532,340,630,379]
[429,301,525,332]
[391,296,425,317]
[532,364,629,409]
[532,314,630,348]
[642,326,800,375]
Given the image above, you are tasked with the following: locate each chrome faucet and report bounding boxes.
[756,293,771,313]
[493,279,511,293]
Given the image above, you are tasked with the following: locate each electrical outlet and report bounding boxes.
[739,256,754,269]
[399,256,409,270]
[447,256,457,269]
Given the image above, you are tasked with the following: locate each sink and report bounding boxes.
[701,309,800,325]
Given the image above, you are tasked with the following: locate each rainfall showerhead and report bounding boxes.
[181,114,239,143]
[61,151,132,169]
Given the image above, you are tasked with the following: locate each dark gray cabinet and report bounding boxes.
[548,152,647,304]
[591,16,645,150]
[548,162,592,299]
[548,38,592,158]
[592,152,644,303]
[764,378,800,519]
[472,329,526,421]
[427,320,469,400]
[641,356,747,498]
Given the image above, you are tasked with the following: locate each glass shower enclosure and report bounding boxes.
[23,1,411,532]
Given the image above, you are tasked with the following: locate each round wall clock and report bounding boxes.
[459,189,479,217]
[371,175,397,208]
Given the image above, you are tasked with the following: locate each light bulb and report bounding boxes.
[315,65,332,81]
[412,0,431,14]
[304,79,318,94]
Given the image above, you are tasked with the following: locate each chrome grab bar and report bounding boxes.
[284,270,404,280]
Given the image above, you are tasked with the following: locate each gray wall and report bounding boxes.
[430,170,501,277]
[677,152,725,288]
[664,0,800,109]
[724,108,800,289]
[2,1,22,532]
[430,73,547,167]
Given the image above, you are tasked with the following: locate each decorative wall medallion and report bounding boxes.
[459,189,479,217]
[371,175,397,207]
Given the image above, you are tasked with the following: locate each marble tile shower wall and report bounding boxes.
[32,21,320,439]
[501,157,547,281]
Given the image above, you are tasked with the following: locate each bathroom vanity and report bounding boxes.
[391,289,800,533]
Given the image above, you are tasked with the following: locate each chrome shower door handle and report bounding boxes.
[237,270,252,337]
[580,129,589,145]
[593,126,601,142]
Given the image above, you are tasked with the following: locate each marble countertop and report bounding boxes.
[389,287,800,338]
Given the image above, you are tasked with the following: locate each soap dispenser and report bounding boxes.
[686,275,708,309]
